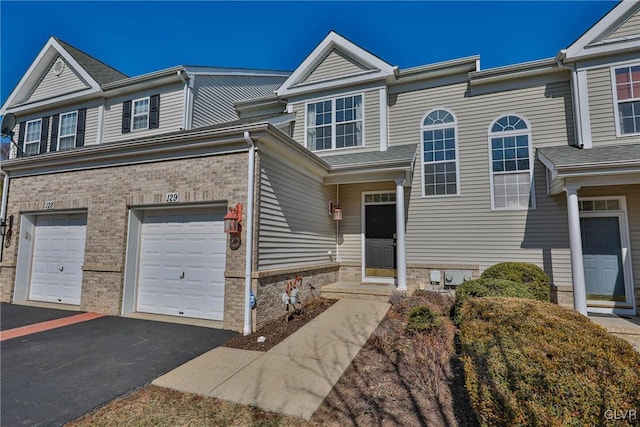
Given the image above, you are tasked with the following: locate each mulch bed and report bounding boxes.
[223,297,336,352]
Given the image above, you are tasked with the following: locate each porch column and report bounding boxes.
[395,179,407,291]
[566,183,587,315]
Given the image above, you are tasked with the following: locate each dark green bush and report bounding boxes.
[453,278,535,324]
[406,306,441,333]
[481,262,550,301]
[459,297,640,427]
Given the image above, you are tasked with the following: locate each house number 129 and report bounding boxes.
[166,193,179,203]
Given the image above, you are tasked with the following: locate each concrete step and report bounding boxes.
[589,314,640,352]
[320,281,398,302]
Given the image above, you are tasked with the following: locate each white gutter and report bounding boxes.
[0,169,8,221]
[243,131,257,335]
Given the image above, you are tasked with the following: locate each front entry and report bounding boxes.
[364,193,396,281]
[579,197,635,313]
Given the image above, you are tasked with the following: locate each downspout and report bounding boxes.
[556,50,583,148]
[335,184,340,261]
[0,169,9,262]
[243,131,256,335]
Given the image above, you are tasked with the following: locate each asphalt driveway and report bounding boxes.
[0,303,236,426]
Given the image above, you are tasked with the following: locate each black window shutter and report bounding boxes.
[50,115,59,152]
[122,100,131,133]
[39,117,50,154]
[149,94,160,129]
[17,121,25,158]
[76,109,86,147]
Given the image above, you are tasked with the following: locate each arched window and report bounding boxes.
[421,109,458,197]
[488,115,534,209]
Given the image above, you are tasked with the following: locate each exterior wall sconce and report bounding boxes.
[224,203,242,250]
[329,199,342,221]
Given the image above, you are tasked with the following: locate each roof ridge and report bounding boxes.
[54,37,128,84]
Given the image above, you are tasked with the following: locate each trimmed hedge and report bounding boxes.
[460,297,640,427]
[481,262,550,302]
[453,278,535,324]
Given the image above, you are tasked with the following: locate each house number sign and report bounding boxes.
[165,193,179,203]
[44,201,55,210]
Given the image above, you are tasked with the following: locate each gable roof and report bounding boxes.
[563,1,640,62]
[276,31,397,97]
[1,37,127,113]
[538,144,640,177]
[55,38,127,85]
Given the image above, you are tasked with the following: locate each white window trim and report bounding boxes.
[487,114,536,211]
[304,92,365,152]
[420,108,460,198]
[132,96,150,131]
[58,110,78,150]
[610,63,640,138]
[24,118,42,156]
[578,196,636,314]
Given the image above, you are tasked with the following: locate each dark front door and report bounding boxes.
[365,204,396,277]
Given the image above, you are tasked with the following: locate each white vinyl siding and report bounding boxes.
[605,9,640,40]
[102,85,184,144]
[588,67,640,146]
[27,57,89,103]
[257,153,336,270]
[303,49,370,84]
[191,75,286,128]
[388,78,573,285]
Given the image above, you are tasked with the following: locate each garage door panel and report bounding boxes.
[136,209,226,321]
[29,214,86,305]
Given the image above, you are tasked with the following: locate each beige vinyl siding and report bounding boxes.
[102,85,184,144]
[27,57,88,103]
[256,153,336,270]
[83,107,99,146]
[191,75,285,128]
[547,170,564,195]
[289,89,381,153]
[389,79,574,285]
[579,185,640,293]
[605,9,640,40]
[336,182,395,263]
[303,49,369,84]
[588,66,640,145]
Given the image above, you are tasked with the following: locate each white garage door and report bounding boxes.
[29,214,87,305]
[136,208,226,321]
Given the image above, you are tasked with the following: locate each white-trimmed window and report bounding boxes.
[58,111,78,151]
[306,94,363,151]
[24,119,42,156]
[613,65,640,135]
[132,97,150,131]
[489,115,534,210]
[421,109,459,197]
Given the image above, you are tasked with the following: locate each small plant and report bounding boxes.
[406,306,441,333]
[453,278,535,324]
[481,261,550,301]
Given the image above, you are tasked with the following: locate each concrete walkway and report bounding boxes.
[590,314,640,352]
[153,299,390,420]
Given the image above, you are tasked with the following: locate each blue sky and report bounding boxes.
[1,1,617,106]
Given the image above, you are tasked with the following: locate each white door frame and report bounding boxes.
[13,210,88,304]
[361,191,396,284]
[580,196,636,315]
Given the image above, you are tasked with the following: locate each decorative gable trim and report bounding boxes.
[564,1,640,62]
[1,37,102,114]
[276,31,396,97]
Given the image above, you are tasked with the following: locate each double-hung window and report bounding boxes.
[132,97,150,131]
[24,119,42,156]
[421,109,459,197]
[58,111,78,151]
[613,65,640,135]
[306,94,363,151]
[489,115,534,210]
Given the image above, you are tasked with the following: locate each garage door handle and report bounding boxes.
[59,266,64,272]
[179,272,184,279]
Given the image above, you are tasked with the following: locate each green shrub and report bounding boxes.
[453,278,535,324]
[459,297,640,427]
[406,306,441,333]
[481,262,550,301]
